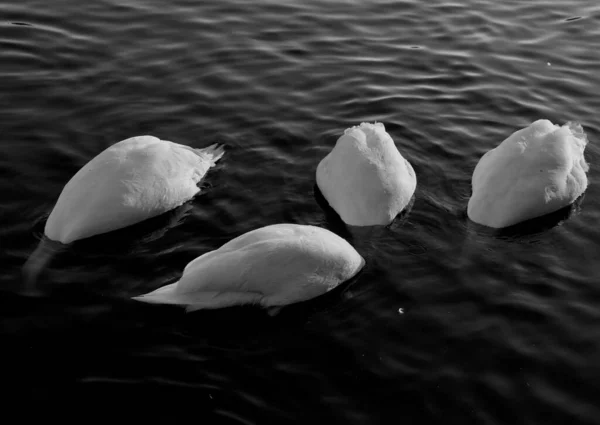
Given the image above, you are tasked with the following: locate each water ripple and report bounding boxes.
[2,0,600,423]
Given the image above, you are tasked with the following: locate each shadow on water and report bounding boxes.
[312,183,352,239]
[4,273,351,342]
[22,201,196,293]
[3,262,373,422]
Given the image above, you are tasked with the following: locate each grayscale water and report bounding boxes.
[2,0,600,423]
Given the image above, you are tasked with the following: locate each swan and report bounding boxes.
[316,122,416,226]
[467,120,589,228]
[23,136,224,285]
[45,136,225,242]
[132,223,365,312]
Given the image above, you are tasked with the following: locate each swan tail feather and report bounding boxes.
[132,282,180,305]
[197,143,225,165]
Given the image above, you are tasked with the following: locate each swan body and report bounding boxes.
[45,136,225,243]
[132,223,365,311]
[316,122,416,226]
[467,120,589,228]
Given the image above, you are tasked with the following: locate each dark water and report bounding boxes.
[2,0,600,422]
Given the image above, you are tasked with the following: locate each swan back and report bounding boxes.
[316,122,416,226]
[133,224,365,310]
[467,120,589,228]
[45,136,223,243]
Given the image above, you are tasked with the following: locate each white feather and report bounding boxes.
[468,120,589,228]
[316,122,416,226]
[43,136,225,243]
[132,224,365,312]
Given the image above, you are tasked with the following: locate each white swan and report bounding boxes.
[132,223,365,312]
[45,135,224,243]
[467,120,589,228]
[22,136,224,288]
[316,122,416,226]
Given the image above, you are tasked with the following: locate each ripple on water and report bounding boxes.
[2,0,600,423]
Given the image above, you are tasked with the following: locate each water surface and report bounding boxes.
[2,0,600,423]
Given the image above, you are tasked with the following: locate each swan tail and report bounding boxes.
[132,282,181,305]
[22,237,65,293]
[197,143,225,166]
[566,121,588,146]
[565,121,590,172]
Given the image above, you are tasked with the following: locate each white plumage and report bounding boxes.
[468,120,589,228]
[22,136,224,288]
[316,122,416,226]
[132,223,365,311]
[45,135,224,243]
